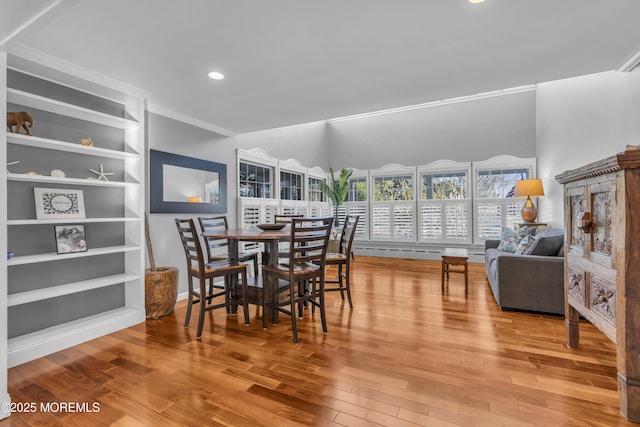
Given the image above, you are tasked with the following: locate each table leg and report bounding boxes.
[227,239,240,315]
[464,260,468,295]
[441,259,446,293]
[266,240,280,326]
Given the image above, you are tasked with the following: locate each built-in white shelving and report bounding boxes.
[7,245,141,266]
[8,273,140,307]
[7,133,139,159]
[4,64,146,368]
[7,173,138,187]
[7,307,142,368]
[7,88,138,129]
[8,217,139,226]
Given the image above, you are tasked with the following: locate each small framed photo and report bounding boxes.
[34,188,86,219]
[54,225,88,254]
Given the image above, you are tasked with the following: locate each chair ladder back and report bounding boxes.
[198,216,231,261]
[175,219,206,270]
[289,217,333,266]
[340,215,359,256]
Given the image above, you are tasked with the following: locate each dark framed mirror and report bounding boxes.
[150,149,227,213]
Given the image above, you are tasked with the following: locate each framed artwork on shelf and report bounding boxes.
[34,187,86,219]
[54,224,88,254]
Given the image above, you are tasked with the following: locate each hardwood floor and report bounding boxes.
[2,256,634,426]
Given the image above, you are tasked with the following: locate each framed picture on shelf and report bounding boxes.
[54,225,88,254]
[34,187,86,219]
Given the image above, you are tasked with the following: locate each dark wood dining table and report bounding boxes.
[201,226,291,328]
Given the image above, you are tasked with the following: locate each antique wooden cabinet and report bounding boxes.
[556,148,640,421]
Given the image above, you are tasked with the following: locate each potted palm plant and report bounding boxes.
[320,167,353,227]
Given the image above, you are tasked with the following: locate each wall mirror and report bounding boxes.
[150,149,227,213]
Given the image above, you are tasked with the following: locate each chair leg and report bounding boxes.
[289,281,299,343]
[310,279,317,314]
[262,273,269,330]
[337,264,345,300]
[196,276,207,339]
[345,263,354,309]
[252,256,259,277]
[184,274,194,328]
[241,269,250,326]
[319,276,328,334]
[298,280,306,318]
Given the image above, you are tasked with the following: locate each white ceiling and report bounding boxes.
[4,0,640,134]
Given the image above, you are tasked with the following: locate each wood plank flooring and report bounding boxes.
[2,256,635,426]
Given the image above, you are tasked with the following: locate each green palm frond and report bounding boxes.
[320,168,353,225]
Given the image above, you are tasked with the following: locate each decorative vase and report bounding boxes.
[144,266,178,319]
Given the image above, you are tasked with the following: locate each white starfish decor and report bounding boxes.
[7,160,20,173]
[89,163,114,181]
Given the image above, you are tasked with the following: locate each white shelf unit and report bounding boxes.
[4,65,146,367]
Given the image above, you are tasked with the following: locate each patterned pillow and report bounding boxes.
[525,230,565,256]
[497,226,536,253]
[515,234,536,255]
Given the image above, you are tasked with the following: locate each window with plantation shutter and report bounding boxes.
[420,203,442,239]
[393,204,415,239]
[369,166,416,242]
[472,156,536,242]
[343,203,368,239]
[371,205,392,238]
[417,161,472,244]
[446,203,469,238]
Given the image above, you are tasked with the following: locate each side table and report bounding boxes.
[441,248,469,295]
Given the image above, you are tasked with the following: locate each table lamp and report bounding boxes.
[515,179,544,222]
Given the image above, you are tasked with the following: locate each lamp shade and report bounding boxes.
[515,179,544,198]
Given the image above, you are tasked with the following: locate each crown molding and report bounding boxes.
[326,85,536,123]
[147,104,235,137]
[0,0,75,48]
[619,47,640,72]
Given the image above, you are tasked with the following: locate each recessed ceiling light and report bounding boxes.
[208,71,224,80]
[469,0,485,3]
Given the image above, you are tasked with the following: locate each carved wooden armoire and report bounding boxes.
[556,148,640,421]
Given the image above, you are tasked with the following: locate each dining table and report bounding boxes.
[201,225,292,328]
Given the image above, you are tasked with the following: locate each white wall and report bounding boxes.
[326,90,537,170]
[536,71,640,227]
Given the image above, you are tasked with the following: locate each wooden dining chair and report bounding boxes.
[175,218,249,338]
[198,215,259,276]
[270,213,304,264]
[262,216,333,343]
[324,215,359,309]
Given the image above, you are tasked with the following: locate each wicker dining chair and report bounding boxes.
[175,218,249,338]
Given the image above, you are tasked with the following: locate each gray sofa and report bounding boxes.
[484,227,565,315]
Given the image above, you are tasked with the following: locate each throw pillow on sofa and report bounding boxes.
[497,226,536,253]
[515,234,536,255]
[525,229,564,256]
